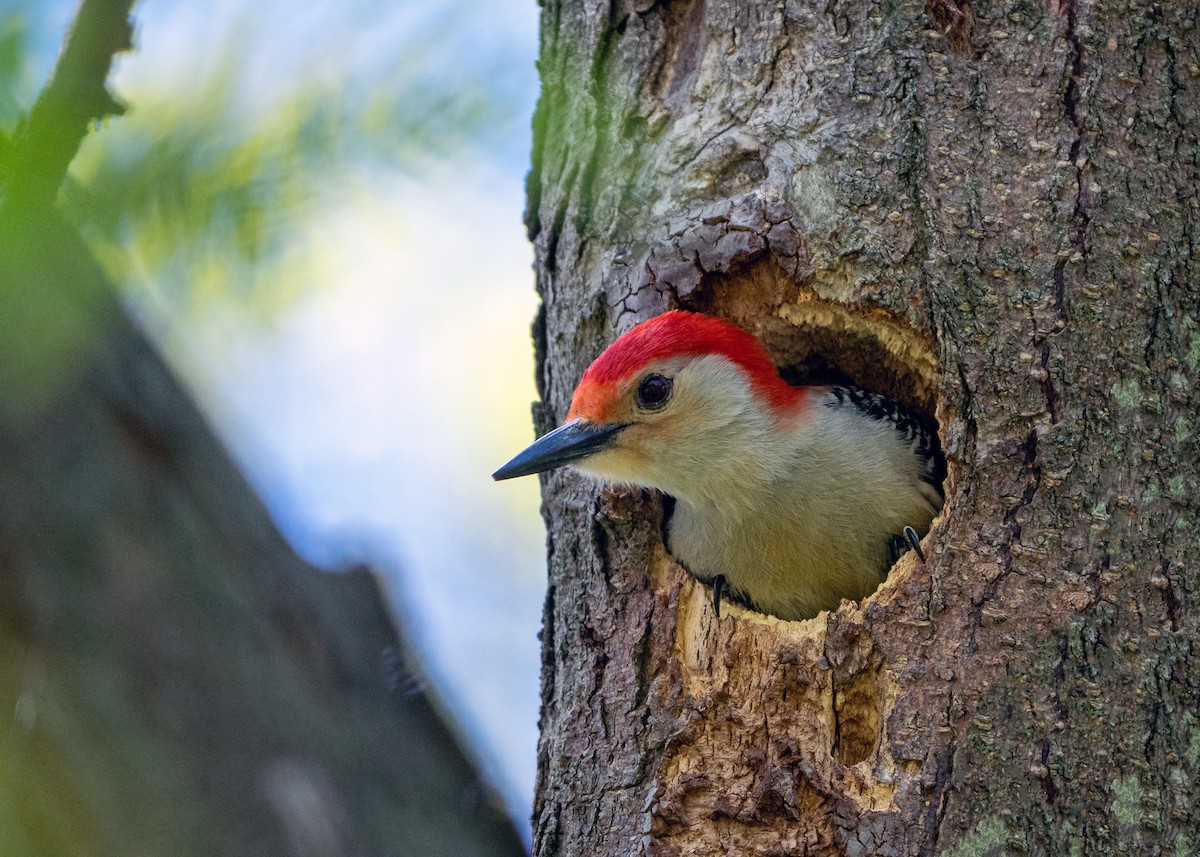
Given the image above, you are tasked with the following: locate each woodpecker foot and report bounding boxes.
[712,574,726,618]
[903,526,926,562]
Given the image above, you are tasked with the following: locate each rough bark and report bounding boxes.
[0,3,526,855]
[526,1,1198,854]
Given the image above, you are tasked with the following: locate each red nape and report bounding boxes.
[577,311,806,415]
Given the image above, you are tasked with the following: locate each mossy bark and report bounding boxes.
[526,1,1198,854]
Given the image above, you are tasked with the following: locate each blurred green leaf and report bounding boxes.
[0,14,25,129]
[3,1,525,408]
[58,3,516,321]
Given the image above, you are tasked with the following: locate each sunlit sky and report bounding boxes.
[173,167,546,835]
[8,0,546,839]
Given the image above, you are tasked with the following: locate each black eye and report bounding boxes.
[636,374,673,409]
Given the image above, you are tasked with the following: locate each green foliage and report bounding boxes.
[59,14,509,321]
[0,14,25,129]
[1,0,524,406]
[0,203,116,415]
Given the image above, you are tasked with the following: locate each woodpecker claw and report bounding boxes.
[712,574,726,618]
[903,526,926,563]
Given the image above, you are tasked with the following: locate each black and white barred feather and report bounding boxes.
[823,385,946,509]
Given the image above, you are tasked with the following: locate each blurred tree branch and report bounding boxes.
[0,2,530,853]
[2,0,133,213]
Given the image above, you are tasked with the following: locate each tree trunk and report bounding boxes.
[526,1,1198,854]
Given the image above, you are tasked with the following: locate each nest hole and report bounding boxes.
[756,309,939,426]
[678,264,941,427]
[679,283,951,612]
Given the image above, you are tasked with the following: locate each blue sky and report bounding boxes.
[7,0,546,841]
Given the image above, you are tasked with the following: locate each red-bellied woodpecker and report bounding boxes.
[494,310,945,621]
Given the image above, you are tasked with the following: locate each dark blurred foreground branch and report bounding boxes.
[0,4,529,855]
[0,277,529,855]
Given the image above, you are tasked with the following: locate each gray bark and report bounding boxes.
[526,1,1198,854]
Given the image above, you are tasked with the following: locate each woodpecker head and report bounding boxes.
[493,311,808,501]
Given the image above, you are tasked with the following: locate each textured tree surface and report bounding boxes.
[525,1,1198,854]
[0,3,526,855]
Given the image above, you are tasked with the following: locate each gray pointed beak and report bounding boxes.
[493,420,627,480]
